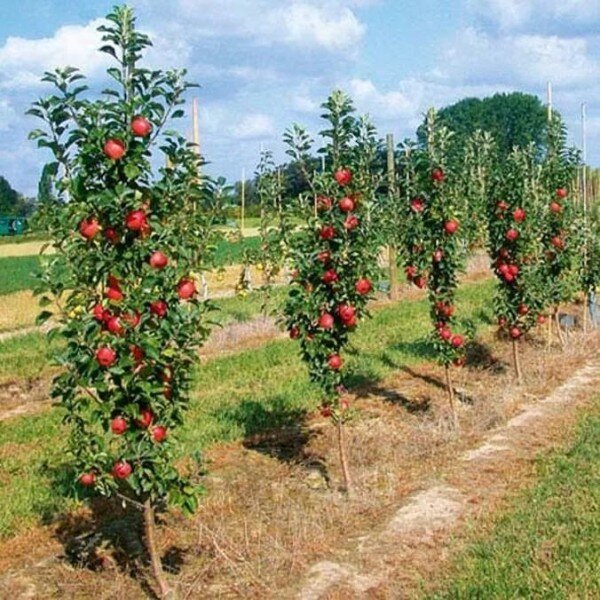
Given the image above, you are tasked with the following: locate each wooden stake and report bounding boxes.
[512,338,523,385]
[337,397,353,497]
[444,364,458,428]
[582,103,589,334]
[241,168,246,234]
[143,500,174,599]
[553,306,566,349]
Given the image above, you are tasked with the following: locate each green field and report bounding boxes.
[430,407,600,599]
[0,279,495,538]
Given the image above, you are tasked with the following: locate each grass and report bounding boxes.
[0,279,495,538]
[0,255,41,295]
[429,406,600,599]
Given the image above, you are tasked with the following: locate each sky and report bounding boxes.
[0,0,599,196]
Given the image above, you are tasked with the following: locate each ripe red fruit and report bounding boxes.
[104,227,120,244]
[509,326,522,339]
[498,317,507,327]
[344,214,359,230]
[334,168,352,187]
[513,208,526,223]
[431,168,445,182]
[498,263,510,276]
[149,251,168,269]
[319,225,335,240]
[131,115,152,137]
[112,461,132,480]
[96,347,117,368]
[289,326,300,339]
[106,316,124,336]
[405,265,417,280]
[537,315,547,324]
[550,236,565,250]
[79,472,96,486]
[505,229,519,242]
[318,313,334,329]
[103,138,126,160]
[338,304,356,324]
[92,304,106,321]
[414,276,427,289]
[125,209,147,231]
[111,416,128,435]
[451,334,464,348]
[79,218,100,240]
[439,327,452,341]
[317,250,331,264]
[355,278,372,295]
[320,406,333,418]
[518,304,529,315]
[137,409,153,429]
[339,197,355,213]
[105,287,124,302]
[432,249,444,263]
[328,354,343,370]
[131,345,144,364]
[556,187,568,199]
[503,272,515,283]
[508,264,520,276]
[549,202,562,214]
[321,269,339,285]
[410,197,425,213]
[152,426,167,443]
[496,200,509,212]
[316,196,332,212]
[499,247,510,259]
[177,278,197,300]
[444,220,459,235]
[453,356,466,368]
[150,300,168,318]
[123,311,141,328]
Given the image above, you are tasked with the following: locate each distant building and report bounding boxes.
[0,216,26,236]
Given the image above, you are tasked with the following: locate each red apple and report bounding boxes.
[152,426,167,443]
[150,300,168,318]
[344,214,359,230]
[509,326,522,339]
[289,326,300,339]
[432,249,444,263]
[96,347,117,368]
[149,251,168,269]
[319,225,335,240]
[137,409,153,429]
[131,345,144,364]
[339,197,355,213]
[537,315,547,324]
[431,168,445,182]
[505,229,519,242]
[79,218,100,240]
[338,304,356,324]
[317,250,331,264]
[321,269,339,285]
[318,313,334,329]
[508,264,520,277]
[496,200,509,212]
[453,357,466,368]
[103,138,126,160]
[513,208,526,223]
[518,304,529,315]
[549,201,562,214]
[111,416,128,435]
[123,311,141,328]
[451,334,464,348]
[177,278,197,300]
[104,227,120,244]
[550,236,564,250]
[439,327,452,341]
[334,168,352,187]
[414,276,427,289]
[92,304,106,321]
[556,187,568,199]
[316,196,332,212]
[355,278,372,295]
[105,287,124,302]
[444,220,459,235]
[112,461,132,479]
[405,265,417,280]
[321,405,333,418]
[125,209,147,231]
[131,115,152,137]
[328,354,343,370]
[410,197,425,212]
[79,472,96,486]
[106,316,124,336]
[498,317,507,327]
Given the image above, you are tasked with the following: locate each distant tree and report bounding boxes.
[417,92,551,157]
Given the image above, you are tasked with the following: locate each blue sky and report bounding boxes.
[0,0,598,196]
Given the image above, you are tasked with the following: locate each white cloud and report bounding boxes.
[0,99,18,130]
[230,113,275,139]
[347,78,416,118]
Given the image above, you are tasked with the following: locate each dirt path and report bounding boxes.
[294,358,600,599]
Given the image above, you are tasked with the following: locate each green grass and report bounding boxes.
[0,280,496,538]
[0,255,41,295]
[429,407,600,599]
[0,232,50,246]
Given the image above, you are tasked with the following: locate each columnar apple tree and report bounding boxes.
[29,7,214,597]
[487,145,546,383]
[282,91,380,493]
[399,109,469,423]
[539,117,581,344]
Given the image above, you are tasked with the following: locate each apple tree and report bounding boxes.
[29,7,216,597]
[282,91,381,493]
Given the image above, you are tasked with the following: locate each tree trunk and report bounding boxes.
[583,293,589,334]
[553,306,566,349]
[444,364,458,429]
[143,500,174,599]
[388,245,400,300]
[512,337,523,385]
[336,399,353,497]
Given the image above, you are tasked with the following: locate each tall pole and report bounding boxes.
[386,134,399,300]
[547,81,553,121]
[582,103,589,333]
[241,167,246,234]
[192,98,201,176]
[546,82,553,346]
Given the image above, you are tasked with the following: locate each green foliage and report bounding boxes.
[282,90,382,414]
[29,6,218,513]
